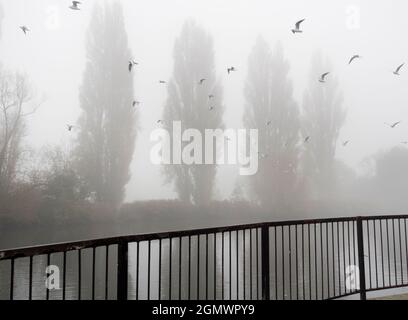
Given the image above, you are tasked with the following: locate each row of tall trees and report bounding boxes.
[163,23,346,211]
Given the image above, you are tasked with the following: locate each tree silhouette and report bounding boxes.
[243,37,301,213]
[301,52,346,199]
[76,2,137,208]
[162,20,224,205]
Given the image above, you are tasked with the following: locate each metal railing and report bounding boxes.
[1,215,408,300]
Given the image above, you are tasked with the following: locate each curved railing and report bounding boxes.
[1,215,408,300]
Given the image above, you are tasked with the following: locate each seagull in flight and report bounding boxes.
[69,1,81,10]
[266,120,272,126]
[209,106,215,111]
[227,67,236,74]
[157,120,165,125]
[393,63,404,75]
[67,124,76,132]
[132,100,140,107]
[208,94,214,99]
[159,80,167,84]
[199,78,206,85]
[304,136,310,143]
[128,60,138,72]
[291,19,305,34]
[319,72,330,83]
[20,26,30,35]
[384,121,401,128]
[348,55,361,65]
[343,140,350,147]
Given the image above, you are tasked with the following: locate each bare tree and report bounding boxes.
[244,37,301,213]
[76,2,137,209]
[301,52,346,199]
[162,20,224,205]
[0,67,35,199]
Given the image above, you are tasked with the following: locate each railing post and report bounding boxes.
[261,226,270,300]
[117,241,128,300]
[356,217,367,300]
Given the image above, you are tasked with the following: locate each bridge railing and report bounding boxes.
[1,215,408,300]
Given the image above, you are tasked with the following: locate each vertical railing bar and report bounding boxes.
[256,228,259,299]
[169,237,172,300]
[289,225,292,300]
[380,220,385,287]
[392,219,397,286]
[398,219,403,285]
[261,225,270,300]
[331,222,335,297]
[356,217,367,300]
[222,232,225,300]
[78,249,81,300]
[62,252,66,300]
[405,219,408,285]
[275,226,278,300]
[197,235,200,300]
[348,221,352,291]
[314,224,318,300]
[386,219,391,286]
[243,229,246,300]
[10,258,14,300]
[302,224,305,300]
[229,231,232,300]
[179,237,182,300]
[29,255,33,301]
[105,245,109,300]
[373,221,378,289]
[296,224,299,300]
[159,239,162,300]
[282,226,285,300]
[337,222,341,297]
[367,220,372,290]
[236,230,239,300]
[117,241,128,301]
[206,234,209,300]
[214,233,217,300]
[136,241,139,300]
[92,247,96,300]
[188,236,191,300]
[320,223,323,299]
[326,223,330,298]
[148,240,151,300]
[250,229,253,300]
[308,223,311,300]
[46,253,50,300]
[342,221,346,295]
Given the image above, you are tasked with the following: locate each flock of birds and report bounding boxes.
[14,8,408,158]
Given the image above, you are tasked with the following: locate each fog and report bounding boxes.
[2,0,408,249]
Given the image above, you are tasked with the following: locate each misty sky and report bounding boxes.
[1,0,408,202]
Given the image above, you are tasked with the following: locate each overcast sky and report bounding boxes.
[1,0,408,202]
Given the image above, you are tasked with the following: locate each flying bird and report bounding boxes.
[343,140,350,147]
[393,63,404,75]
[304,136,310,143]
[19,26,30,35]
[291,19,305,34]
[348,55,361,65]
[128,60,138,72]
[384,121,401,128]
[199,78,206,85]
[132,100,140,107]
[266,120,272,126]
[227,67,236,74]
[208,94,214,99]
[159,80,167,84]
[157,120,165,124]
[401,141,408,145]
[319,72,330,83]
[209,106,215,111]
[67,124,76,132]
[69,1,81,10]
